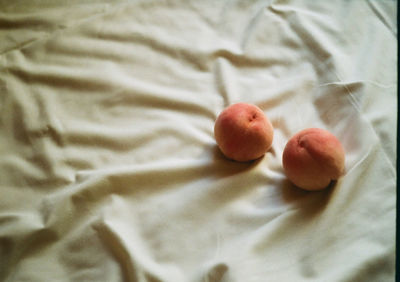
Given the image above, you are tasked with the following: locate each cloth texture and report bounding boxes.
[0,1,397,281]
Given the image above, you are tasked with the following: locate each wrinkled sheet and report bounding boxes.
[0,1,397,281]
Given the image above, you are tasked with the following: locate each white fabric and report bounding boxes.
[0,1,396,281]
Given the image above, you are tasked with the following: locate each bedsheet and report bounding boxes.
[0,1,397,281]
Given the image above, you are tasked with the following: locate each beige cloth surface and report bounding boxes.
[0,1,397,281]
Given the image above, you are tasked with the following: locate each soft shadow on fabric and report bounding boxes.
[202,262,229,282]
[281,178,336,216]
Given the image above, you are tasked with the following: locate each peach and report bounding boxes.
[282,128,345,191]
[214,103,274,162]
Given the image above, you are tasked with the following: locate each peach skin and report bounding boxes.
[282,128,345,191]
[214,103,274,162]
